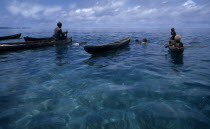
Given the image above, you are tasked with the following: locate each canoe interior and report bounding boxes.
[84,37,130,55]
[0,33,21,40]
[24,36,54,41]
[167,39,184,55]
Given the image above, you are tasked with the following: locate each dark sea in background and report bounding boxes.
[0,28,210,129]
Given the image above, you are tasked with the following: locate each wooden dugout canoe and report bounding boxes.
[84,37,130,54]
[0,33,21,40]
[168,46,184,54]
[0,37,72,52]
[167,39,184,55]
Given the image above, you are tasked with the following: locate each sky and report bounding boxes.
[0,0,210,28]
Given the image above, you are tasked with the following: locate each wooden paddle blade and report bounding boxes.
[79,42,87,45]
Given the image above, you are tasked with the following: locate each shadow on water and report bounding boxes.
[165,51,184,74]
[83,46,130,67]
[167,51,184,65]
[54,44,69,66]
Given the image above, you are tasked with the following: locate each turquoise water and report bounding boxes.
[0,28,210,129]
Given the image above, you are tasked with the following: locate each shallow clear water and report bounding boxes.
[0,28,210,129]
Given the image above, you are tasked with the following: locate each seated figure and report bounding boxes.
[53,22,68,40]
[172,35,183,48]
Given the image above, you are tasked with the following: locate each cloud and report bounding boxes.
[69,3,77,9]
[183,0,197,9]
[4,0,210,28]
[73,0,125,17]
[62,0,126,23]
[162,1,169,4]
[61,0,210,27]
[7,1,61,19]
[43,6,62,16]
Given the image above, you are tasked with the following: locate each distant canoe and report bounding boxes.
[24,36,54,42]
[0,33,21,41]
[0,37,72,52]
[84,37,130,54]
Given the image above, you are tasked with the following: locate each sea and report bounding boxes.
[0,28,210,129]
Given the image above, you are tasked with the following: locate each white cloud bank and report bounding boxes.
[6,0,210,28]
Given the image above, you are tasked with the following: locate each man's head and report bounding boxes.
[57,22,62,28]
[171,28,175,31]
[142,38,147,42]
[175,35,181,41]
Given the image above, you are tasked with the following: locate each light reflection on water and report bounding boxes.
[0,28,210,129]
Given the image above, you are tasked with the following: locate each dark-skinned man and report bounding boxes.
[170,28,176,40]
[54,22,68,40]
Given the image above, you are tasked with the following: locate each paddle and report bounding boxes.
[184,46,208,48]
[164,45,208,48]
[164,44,171,48]
[73,42,87,46]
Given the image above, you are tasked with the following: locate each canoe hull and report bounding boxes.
[168,47,184,55]
[84,37,130,54]
[0,37,72,52]
[0,33,21,40]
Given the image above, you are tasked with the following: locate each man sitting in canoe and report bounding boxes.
[54,22,68,40]
[170,28,176,40]
[172,35,183,48]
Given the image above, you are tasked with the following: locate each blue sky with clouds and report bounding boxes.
[1,0,210,28]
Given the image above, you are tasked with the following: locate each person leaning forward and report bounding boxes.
[172,35,184,48]
[53,22,68,40]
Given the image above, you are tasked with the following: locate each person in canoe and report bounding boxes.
[170,28,176,40]
[53,22,68,40]
[172,35,183,48]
